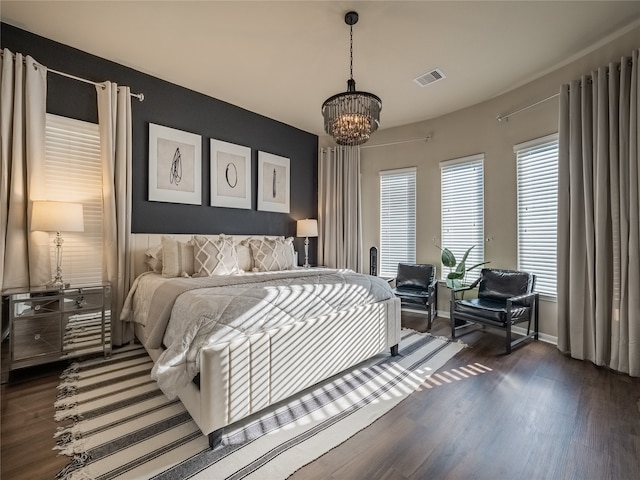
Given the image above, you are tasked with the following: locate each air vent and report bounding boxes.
[414,68,446,87]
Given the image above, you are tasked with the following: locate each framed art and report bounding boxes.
[257,151,290,213]
[148,123,202,205]
[210,139,251,209]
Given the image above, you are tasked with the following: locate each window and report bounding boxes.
[516,134,558,298]
[379,167,416,277]
[440,154,484,281]
[44,114,103,285]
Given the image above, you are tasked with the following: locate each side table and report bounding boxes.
[2,283,111,374]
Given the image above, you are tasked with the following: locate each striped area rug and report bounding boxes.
[54,330,466,479]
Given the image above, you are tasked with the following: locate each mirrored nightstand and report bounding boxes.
[3,283,111,372]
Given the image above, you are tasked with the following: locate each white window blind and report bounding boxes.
[516,134,558,298]
[379,167,416,277]
[44,113,103,286]
[440,154,484,281]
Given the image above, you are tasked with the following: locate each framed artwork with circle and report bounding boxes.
[210,139,252,209]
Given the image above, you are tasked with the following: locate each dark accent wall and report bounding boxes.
[1,23,318,264]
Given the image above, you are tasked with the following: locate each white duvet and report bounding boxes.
[123,269,395,399]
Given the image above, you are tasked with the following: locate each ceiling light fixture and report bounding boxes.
[322,11,381,146]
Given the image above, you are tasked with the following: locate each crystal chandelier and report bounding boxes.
[322,11,381,146]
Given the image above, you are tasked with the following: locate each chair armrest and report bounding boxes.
[507,291,538,307]
[450,284,474,301]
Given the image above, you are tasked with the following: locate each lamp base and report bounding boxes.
[303,237,311,268]
[49,233,70,289]
[46,279,70,289]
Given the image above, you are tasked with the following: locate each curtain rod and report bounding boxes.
[1,50,144,101]
[48,67,144,101]
[496,59,634,122]
[360,136,431,149]
[496,93,559,122]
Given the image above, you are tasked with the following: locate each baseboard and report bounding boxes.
[401,307,430,315]
[434,310,558,346]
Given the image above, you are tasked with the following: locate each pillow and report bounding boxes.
[192,234,240,276]
[161,236,195,278]
[144,244,163,273]
[248,236,296,272]
[236,242,252,272]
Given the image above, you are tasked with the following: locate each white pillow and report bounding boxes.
[192,234,240,276]
[248,236,296,272]
[236,242,252,272]
[161,236,195,278]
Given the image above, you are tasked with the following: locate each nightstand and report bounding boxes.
[3,283,111,372]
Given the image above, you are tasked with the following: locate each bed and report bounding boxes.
[123,233,401,448]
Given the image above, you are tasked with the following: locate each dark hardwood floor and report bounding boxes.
[2,313,640,480]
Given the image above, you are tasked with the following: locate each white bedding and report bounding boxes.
[123,268,395,399]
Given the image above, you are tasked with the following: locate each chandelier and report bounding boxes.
[322,11,381,146]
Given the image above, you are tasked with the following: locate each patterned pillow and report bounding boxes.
[192,235,240,276]
[144,244,163,273]
[161,236,195,278]
[248,236,296,272]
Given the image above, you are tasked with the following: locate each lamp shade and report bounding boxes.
[31,201,84,233]
[297,219,318,238]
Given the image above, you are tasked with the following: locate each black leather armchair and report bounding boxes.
[450,268,539,353]
[392,263,438,330]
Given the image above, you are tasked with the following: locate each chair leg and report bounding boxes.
[505,323,512,354]
[451,313,457,339]
[427,302,433,330]
[534,295,539,340]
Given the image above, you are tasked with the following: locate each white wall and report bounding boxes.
[322,24,640,338]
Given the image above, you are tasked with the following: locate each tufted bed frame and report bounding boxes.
[129,233,402,448]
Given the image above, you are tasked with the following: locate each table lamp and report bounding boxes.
[31,200,84,288]
[296,219,318,268]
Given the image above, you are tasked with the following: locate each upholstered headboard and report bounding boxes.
[130,233,256,281]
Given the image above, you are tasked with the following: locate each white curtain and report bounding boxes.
[557,49,640,376]
[96,82,133,346]
[0,49,49,290]
[318,146,363,271]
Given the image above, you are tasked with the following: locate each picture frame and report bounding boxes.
[148,123,202,205]
[210,139,252,209]
[257,151,290,213]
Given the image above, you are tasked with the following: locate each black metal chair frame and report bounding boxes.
[393,264,438,330]
[450,272,539,354]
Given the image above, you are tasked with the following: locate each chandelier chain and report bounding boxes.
[349,24,353,80]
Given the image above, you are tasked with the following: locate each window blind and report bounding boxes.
[379,167,416,277]
[515,134,558,298]
[44,114,103,286]
[440,154,484,281]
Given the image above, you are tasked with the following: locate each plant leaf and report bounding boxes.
[460,245,475,265]
[447,271,464,280]
[441,248,456,268]
[455,261,466,274]
[466,261,491,273]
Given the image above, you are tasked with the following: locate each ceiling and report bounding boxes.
[2,1,640,137]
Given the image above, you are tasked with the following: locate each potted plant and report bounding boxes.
[439,245,489,289]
